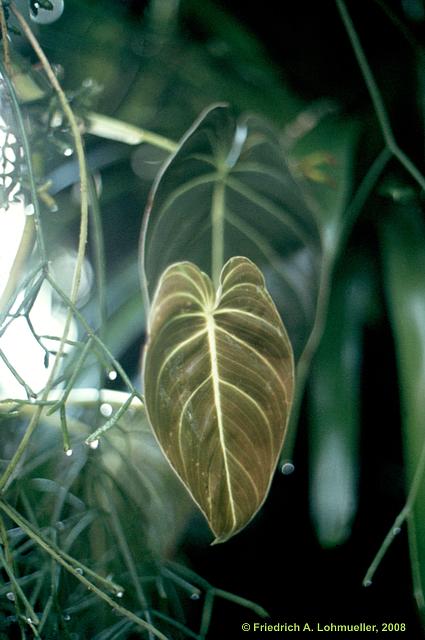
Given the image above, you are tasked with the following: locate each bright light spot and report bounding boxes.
[0,281,78,397]
[108,370,117,381]
[50,251,93,305]
[0,117,78,400]
[65,448,73,457]
[89,439,99,450]
[0,205,27,299]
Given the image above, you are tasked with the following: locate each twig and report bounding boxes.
[85,392,135,444]
[363,430,425,586]
[336,0,425,192]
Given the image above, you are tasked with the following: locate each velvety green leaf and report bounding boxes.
[381,205,425,614]
[141,104,322,360]
[142,257,294,543]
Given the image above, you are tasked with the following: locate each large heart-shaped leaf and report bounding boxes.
[142,256,294,543]
[141,104,321,360]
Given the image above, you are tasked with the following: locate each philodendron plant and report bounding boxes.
[140,104,322,542]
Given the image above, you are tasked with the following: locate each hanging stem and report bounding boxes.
[336,0,425,192]
[363,426,425,586]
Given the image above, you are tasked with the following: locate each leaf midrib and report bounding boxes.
[206,310,237,530]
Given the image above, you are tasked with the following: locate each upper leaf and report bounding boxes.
[142,256,294,542]
[141,104,322,360]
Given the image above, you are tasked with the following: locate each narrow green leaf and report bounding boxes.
[309,256,373,547]
[381,205,425,614]
[142,257,294,543]
[141,104,322,360]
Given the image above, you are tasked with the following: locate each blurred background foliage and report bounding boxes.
[1,0,425,637]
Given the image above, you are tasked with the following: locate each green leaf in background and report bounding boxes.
[141,104,322,361]
[309,254,374,547]
[142,257,294,543]
[381,205,425,616]
[291,115,359,258]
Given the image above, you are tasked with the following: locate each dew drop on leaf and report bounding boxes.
[75,567,83,575]
[89,439,99,450]
[108,370,117,381]
[190,592,200,601]
[116,591,124,598]
[281,461,295,475]
[393,527,401,536]
[65,448,73,457]
[6,592,15,602]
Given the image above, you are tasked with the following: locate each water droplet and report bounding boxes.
[65,448,73,457]
[393,527,401,536]
[100,402,113,417]
[63,613,71,621]
[63,147,73,157]
[26,618,34,625]
[190,592,200,601]
[89,439,99,450]
[25,204,35,216]
[364,579,372,588]
[75,567,83,575]
[56,521,65,531]
[82,78,94,88]
[116,591,124,598]
[6,592,15,602]
[30,0,65,24]
[108,370,117,381]
[281,461,295,475]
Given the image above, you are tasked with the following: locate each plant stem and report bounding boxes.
[363,429,425,586]
[336,0,425,192]
[88,174,107,334]
[85,392,135,444]
[211,179,226,288]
